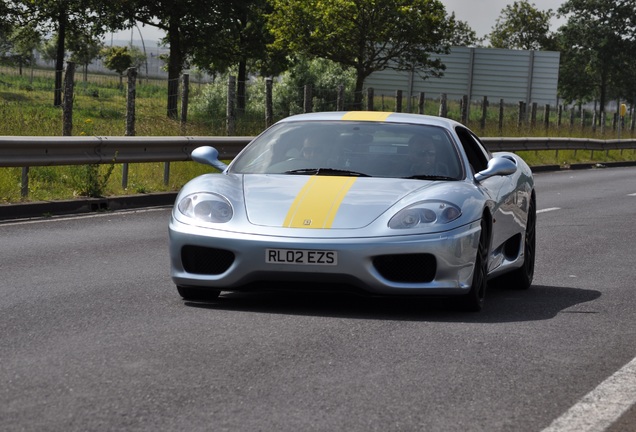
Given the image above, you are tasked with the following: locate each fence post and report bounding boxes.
[303,85,312,113]
[557,105,563,129]
[123,67,138,189]
[336,85,345,111]
[265,77,273,128]
[479,96,488,129]
[580,108,586,130]
[366,88,374,111]
[592,111,597,133]
[180,73,189,133]
[543,104,550,130]
[601,111,606,135]
[517,101,525,128]
[498,99,504,133]
[62,61,75,136]
[461,95,469,124]
[395,90,402,112]
[530,102,537,127]
[439,93,447,118]
[418,92,425,114]
[125,67,137,137]
[569,107,575,129]
[227,75,236,136]
[167,76,179,119]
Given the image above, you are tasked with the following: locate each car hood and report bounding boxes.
[243,175,433,229]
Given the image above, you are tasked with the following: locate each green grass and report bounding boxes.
[1,66,635,204]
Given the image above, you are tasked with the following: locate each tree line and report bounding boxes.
[1,0,635,125]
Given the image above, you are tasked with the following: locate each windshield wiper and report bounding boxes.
[403,174,458,181]
[284,168,370,177]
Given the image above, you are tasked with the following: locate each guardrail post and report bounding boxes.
[21,167,29,198]
[164,162,170,186]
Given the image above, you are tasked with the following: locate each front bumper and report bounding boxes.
[169,217,482,296]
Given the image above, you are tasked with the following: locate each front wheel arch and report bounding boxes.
[457,212,492,312]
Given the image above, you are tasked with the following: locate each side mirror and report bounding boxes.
[191,146,228,172]
[474,156,517,182]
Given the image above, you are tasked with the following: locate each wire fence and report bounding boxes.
[1,63,635,139]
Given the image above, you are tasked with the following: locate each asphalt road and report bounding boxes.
[1,167,635,432]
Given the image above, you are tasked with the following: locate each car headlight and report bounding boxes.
[389,201,461,229]
[177,193,233,223]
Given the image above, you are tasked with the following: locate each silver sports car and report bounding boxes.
[169,111,536,311]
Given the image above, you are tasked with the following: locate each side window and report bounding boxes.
[455,127,489,173]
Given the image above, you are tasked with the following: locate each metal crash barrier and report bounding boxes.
[1,135,635,197]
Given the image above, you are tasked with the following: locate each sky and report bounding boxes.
[439,0,566,38]
[109,0,567,46]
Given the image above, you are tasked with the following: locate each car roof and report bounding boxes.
[276,111,463,130]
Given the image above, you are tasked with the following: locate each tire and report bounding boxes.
[458,218,489,312]
[176,285,221,301]
[505,195,536,290]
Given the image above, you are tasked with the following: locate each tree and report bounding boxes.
[488,1,553,50]
[188,0,285,115]
[10,0,129,106]
[0,2,15,41]
[129,0,232,118]
[185,0,272,113]
[447,14,481,47]
[101,46,133,86]
[557,0,636,115]
[268,0,454,108]
[67,32,104,81]
[128,0,285,118]
[7,24,42,75]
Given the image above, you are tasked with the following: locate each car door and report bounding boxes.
[454,126,516,255]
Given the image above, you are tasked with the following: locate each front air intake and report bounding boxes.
[373,253,436,283]
[181,245,235,275]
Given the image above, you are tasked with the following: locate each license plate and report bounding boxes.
[265,249,338,265]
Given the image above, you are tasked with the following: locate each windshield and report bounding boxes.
[229,121,464,179]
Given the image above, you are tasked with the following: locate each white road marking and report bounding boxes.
[0,207,170,226]
[541,356,636,432]
[538,207,561,214]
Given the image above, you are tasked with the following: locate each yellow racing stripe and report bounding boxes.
[341,111,392,121]
[283,177,357,228]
